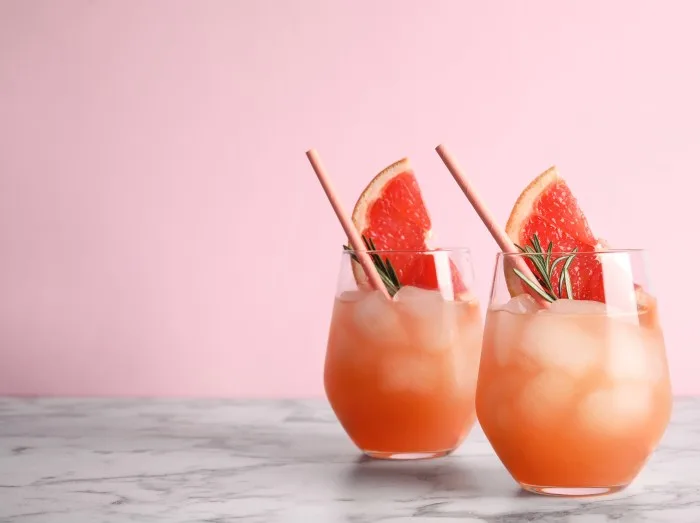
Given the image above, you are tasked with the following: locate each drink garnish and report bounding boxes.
[512,233,578,303]
[344,235,402,297]
[350,157,467,294]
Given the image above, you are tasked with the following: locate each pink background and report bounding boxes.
[0,0,698,396]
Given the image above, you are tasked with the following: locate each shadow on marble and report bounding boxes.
[342,455,521,497]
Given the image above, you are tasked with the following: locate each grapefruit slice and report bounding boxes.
[504,166,605,302]
[351,158,467,294]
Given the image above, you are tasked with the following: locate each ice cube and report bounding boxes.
[519,371,576,426]
[394,285,444,311]
[605,320,654,382]
[380,353,438,394]
[487,310,526,366]
[519,314,601,377]
[353,290,403,343]
[456,320,483,356]
[578,384,652,436]
[546,299,609,315]
[500,294,540,314]
[394,285,455,351]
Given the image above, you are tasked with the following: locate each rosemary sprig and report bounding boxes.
[343,236,402,297]
[513,233,578,302]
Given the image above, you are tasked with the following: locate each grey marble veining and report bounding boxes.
[0,398,698,522]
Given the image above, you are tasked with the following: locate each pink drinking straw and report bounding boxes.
[434,144,550,307]
[305,149,391,300]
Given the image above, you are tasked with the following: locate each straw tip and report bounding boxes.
[305,149,317,157]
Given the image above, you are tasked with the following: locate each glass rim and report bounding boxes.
[497,248,646,257]
[341,247,472,255]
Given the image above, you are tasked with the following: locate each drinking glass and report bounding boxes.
[476,250,672,496]
[325,249,482,459]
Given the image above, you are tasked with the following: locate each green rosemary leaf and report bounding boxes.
[550,256,568,297]
[532,233,543,254]
[385,258,400,287]
[343,235,402,297]
[369,251,383,269]
[531,236,551,285]
[343,245,359,264]
[550,255,568,274]
[564,247,579,267]
[513,268,555,303]
[525,255,552,293]
[380,273,396,292]
[561,249,577,299]
[517,236,579,301]
[557,259,567,298]
[520,252,546,279]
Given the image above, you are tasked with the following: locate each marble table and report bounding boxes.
[0,398,698,522]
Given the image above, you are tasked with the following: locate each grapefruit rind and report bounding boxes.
[351,158,418,234]
[504,166,560,243]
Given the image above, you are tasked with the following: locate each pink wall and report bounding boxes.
[0,0,698,396]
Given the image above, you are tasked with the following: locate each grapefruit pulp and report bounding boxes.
[505,167,605,302]
[351,158,467,294]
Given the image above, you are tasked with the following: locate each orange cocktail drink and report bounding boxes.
[476,250,672,495]
[325,264,482,459]
[435,148,672,495]
[312,156,484,459]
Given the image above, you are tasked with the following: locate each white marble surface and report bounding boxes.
[0,398,698,522]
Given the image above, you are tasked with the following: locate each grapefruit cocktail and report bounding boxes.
[475,167,672,496]
[326,253,482,459]
[323,159,483,459]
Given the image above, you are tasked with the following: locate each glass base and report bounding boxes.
[364,449,452,460]
[520,483,627,497]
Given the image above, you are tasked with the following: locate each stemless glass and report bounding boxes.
[325,248,482,460]
[476,250,672,496]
